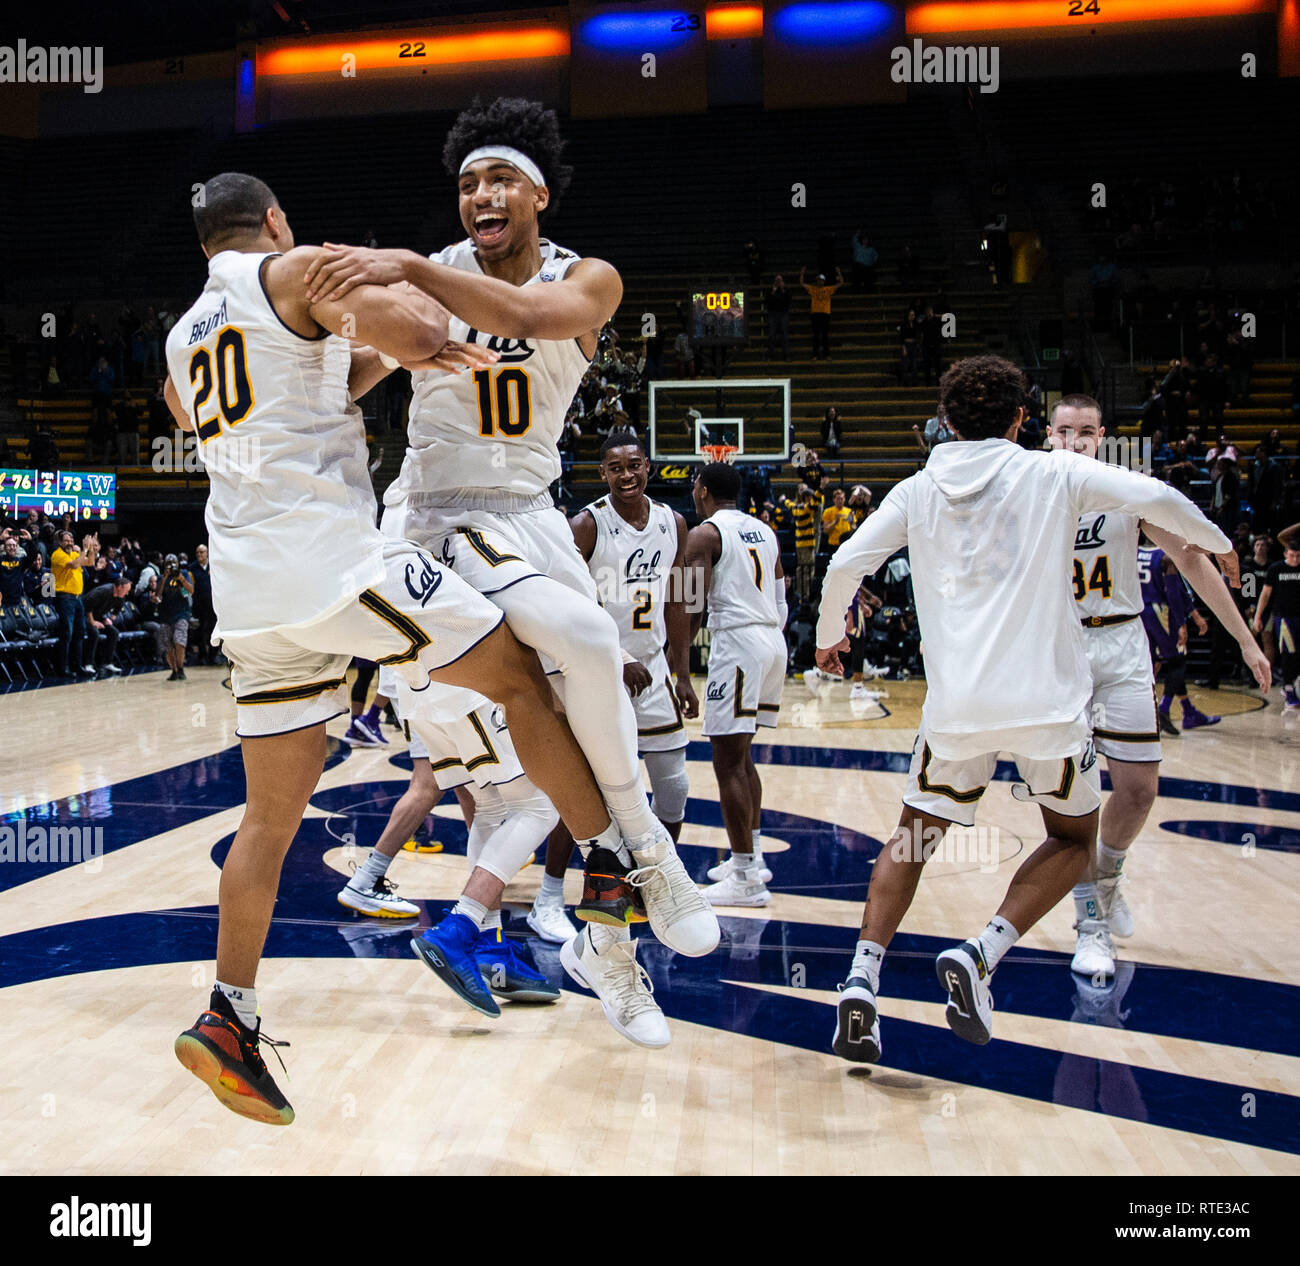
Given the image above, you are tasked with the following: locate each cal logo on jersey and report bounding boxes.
[625,547,663,583]
[1075,515,1107,550]
[463,330,535,363]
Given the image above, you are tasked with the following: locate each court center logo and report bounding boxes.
[0,42,103,93]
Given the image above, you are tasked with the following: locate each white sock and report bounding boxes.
[975,917,1020,972]
[590,922,631,954]
[850,940,885,991]
[538,872,565,903]
[215,979,258,1031]
[730,848,754,868]
[481,908,502,932]
[352,849,392,889]
[452,896,489,928]
[1073,882,1099,924]
[1097,841,1127,879]
[751,829,763,858]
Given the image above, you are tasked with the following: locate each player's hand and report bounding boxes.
[1215,549,1242,589]
[305,245,413,303]
[1191,611,1209,636]
[1252,618,1263,635]
[402,341,500,374]
[816,638,849,677]
[623,661,653,697]
[1176,624,1188,652]
[675,674,699,719]
[1241,640,1272,694]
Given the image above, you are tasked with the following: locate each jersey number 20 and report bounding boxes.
[189,327,254,442]
[474,367,532,438]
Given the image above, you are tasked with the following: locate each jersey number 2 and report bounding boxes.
[190,327,253,442]
[631,590,653,630]
[473,367,532,438]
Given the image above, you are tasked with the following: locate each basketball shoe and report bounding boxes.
[343,718,380,746]
[576,845,644,927]
[701,866,771,907]
[1097,873,1134,939]
[705,854,773,884]
[561,927,669,1048]
[1071,917,1116,979]
[174,990,294,1126]
[337,872,419,918]
[411,914,499,1017]
[474,926,561,1003]
[936,940,995,1045]
[1156,703,1180,737]
[626,823,720,956]
[527,889,580,943]
[1180,700,1219,730]
[832,973,882,1063]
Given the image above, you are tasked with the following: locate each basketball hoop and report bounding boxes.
[701,444,738,465]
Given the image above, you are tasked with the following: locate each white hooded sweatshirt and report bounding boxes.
[816,440,1230,759]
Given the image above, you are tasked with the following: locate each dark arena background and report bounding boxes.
[1,0,1297,1222]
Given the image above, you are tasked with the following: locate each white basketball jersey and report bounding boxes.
[1073,509,1142,620]
[393,238,592,505]
[164,250,384,638]
[704,507,781,631]
[586,496,677,662]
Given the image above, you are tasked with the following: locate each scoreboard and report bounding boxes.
[0,469,117,521]
[689,289,747,347]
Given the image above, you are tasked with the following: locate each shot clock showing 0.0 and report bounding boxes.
[689,289,747,348]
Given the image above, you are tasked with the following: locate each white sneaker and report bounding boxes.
[1097,875,1134,939]
[526,893,580,944]
[849,683,871,701]
[337,874,419,918]
[1071,918,1115,979]
[626,824,720,957]
[802,667,827,696]
[702,868,771,907]
[832,974,882,1063]
[935,940,995,1045]
[561,927,670,1048]
[705,853,773,884]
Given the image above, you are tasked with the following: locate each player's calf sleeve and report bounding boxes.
[643,749,689,825]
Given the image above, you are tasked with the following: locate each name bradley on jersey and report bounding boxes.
[185,298,229,346]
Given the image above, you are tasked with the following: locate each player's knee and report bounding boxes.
[646,756,689,825]
[553,601,620,670]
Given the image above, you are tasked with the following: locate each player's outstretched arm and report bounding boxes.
[304,245,622,343]
[815,492,909,664]
[1070,458,1230,555]
[265,248,448,366]
[1145,522,1271,693]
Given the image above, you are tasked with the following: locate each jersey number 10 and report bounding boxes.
[473,368,533,438]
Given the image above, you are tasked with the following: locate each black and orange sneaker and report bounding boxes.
[576,845,647,926]
[174,989,294,1126]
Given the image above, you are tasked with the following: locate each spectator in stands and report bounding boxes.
[22,550,48,601]
[1138,379,1166,438]
[129,326,149,388]
[156,553,194,681]
[920,304,944,385]
[741,239,764,285]
[189,542,216,665]
[83,577,130,677]
[135,551,162,598]
[1249,444,1286,534]
[28,421,59,471]
[799,267,845,360]
[147,376,173,449]
[88,356,115,461]
[783,483,823,601]
[899,242,921,287]
[1209,457,1241,534]
[912,411,955,458]
[897,308,921,385]
[821,406,843,457]
[821,488,854,555]
[1263,428,1287,459]
[1206,432,1239,466]
[767,275,791,360]
[0,535,26,606]
[847,484,871,530]
[1224,331,1252,406]
[51,529,98,679]
[1150,429,1173,467]
[113,397,141,466]
[1196,354,1228,424]
[800,446,824,494]
[849,230,878,293]
[1184,427,1206,461]
[672,328,695,379]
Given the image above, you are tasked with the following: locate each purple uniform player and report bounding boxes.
[1138,544,1218,731]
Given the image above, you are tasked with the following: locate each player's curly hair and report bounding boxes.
[599,429,646,460]
[938,355,1028,441]
[442,97,574,217]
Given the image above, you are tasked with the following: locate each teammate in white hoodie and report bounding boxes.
[814,356,1231,1064]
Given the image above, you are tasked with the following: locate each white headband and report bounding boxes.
[459,146,546,189]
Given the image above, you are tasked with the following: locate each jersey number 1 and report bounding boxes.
[473,367,532,438]
[748,547,763,590]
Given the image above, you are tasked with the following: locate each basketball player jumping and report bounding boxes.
[304,99,719,1030]
[815,356,1230,1064]
[1048,396,1269,979]
[686,461,787,907]
[167,173,650,1126]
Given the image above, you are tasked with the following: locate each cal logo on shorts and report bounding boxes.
[706,680,728,701]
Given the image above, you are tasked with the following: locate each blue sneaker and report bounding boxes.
[411,914,499,1017]
[475,926,561,1003]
